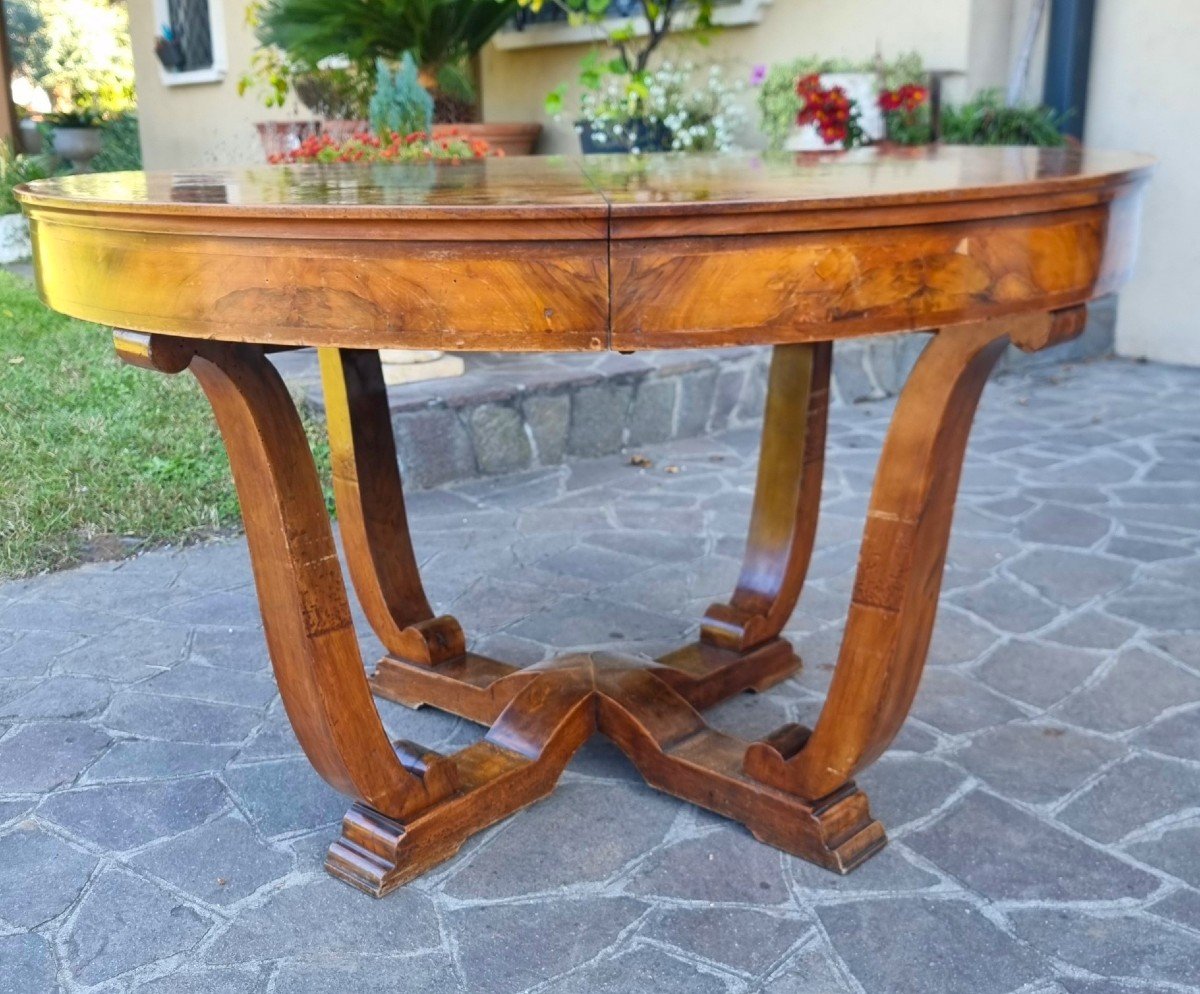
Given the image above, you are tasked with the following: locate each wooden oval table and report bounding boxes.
[18,146,1152,898]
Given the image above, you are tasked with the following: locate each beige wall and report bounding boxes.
[128,0,307,170]
[1086,0,1200,365]
[481,0,979,154]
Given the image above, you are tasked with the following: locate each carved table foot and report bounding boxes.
[331,653,882,897]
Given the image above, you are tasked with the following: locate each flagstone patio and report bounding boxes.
[1,355,1199,994]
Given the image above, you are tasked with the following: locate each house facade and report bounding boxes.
[122,0,1198,366]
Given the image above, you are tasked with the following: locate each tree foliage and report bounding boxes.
[4,0,135,111]
[255,0,519,79]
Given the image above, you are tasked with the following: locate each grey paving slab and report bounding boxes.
[39,777,228,852]
[0,933,58,994]
[65,866,212,986]
[0,721,110,793]
[1057,754,1200,844]
[446,896,648,994]
[267,955,458,994]
[103,690,263,744]
[976,641,1103,709]
[222,758,348,838]
[758,942,856,994]
[131,812,293,905]
[0,823,97,928]
[954,721,1126,804]
[538,943,731,994]
[818,898,1047,994]
[3,358,1200,993]
[203,877,441,966]
[905,790,1159,902]
[1008,909,1200,989]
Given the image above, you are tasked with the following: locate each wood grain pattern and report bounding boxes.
[31,225,610,349]
[609,198,1140,348]
[18,147,1151,350]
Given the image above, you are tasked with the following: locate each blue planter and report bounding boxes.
[577,119,671,154]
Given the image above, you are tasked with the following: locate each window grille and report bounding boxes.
[167,0,214,72]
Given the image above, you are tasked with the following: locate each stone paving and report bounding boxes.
[2,356,1200,993]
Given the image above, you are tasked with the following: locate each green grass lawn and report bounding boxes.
[0,270,330,579]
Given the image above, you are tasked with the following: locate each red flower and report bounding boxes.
[796,76,859,146]
[879,83,928,114]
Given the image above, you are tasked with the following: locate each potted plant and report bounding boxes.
[877,82,932,146]
[44,105,105,172]
[293,66,375,142]
[940,90,1066,146]
[154,28,187,72]
[246,0,541,155]
[574,60,743,154]
[530,0,719,154]
[756,53,924,151]
[17,112,43,155]
[238,5,345,158]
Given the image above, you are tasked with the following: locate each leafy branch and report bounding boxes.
[512,0,714,115]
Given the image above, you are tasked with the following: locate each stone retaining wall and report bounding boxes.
[287,296,1117,489]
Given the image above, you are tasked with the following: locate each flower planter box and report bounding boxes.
[262,121,543,159]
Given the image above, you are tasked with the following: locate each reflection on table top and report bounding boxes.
[16,146,1154,222]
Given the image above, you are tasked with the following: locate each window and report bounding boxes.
[153,0,228,86]
[493,0,773,51]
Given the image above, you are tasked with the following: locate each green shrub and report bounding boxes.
[91,114,143,172]
[941,90,1066,147]
[368,55,434,138]
[1,143,56,215]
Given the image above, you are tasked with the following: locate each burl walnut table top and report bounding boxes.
[20,147,1151,351]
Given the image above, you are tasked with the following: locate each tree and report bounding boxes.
[3,0,135,111]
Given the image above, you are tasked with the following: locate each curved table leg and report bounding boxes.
[745,310,1086,800]
[114,332,458,821]
[319,347,465,665]
[656,343,830,706]
[704,341,831,650]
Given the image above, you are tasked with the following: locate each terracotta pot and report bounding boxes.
[255,120,321,160]
[432,122,541,156]
[319,119,369,143]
